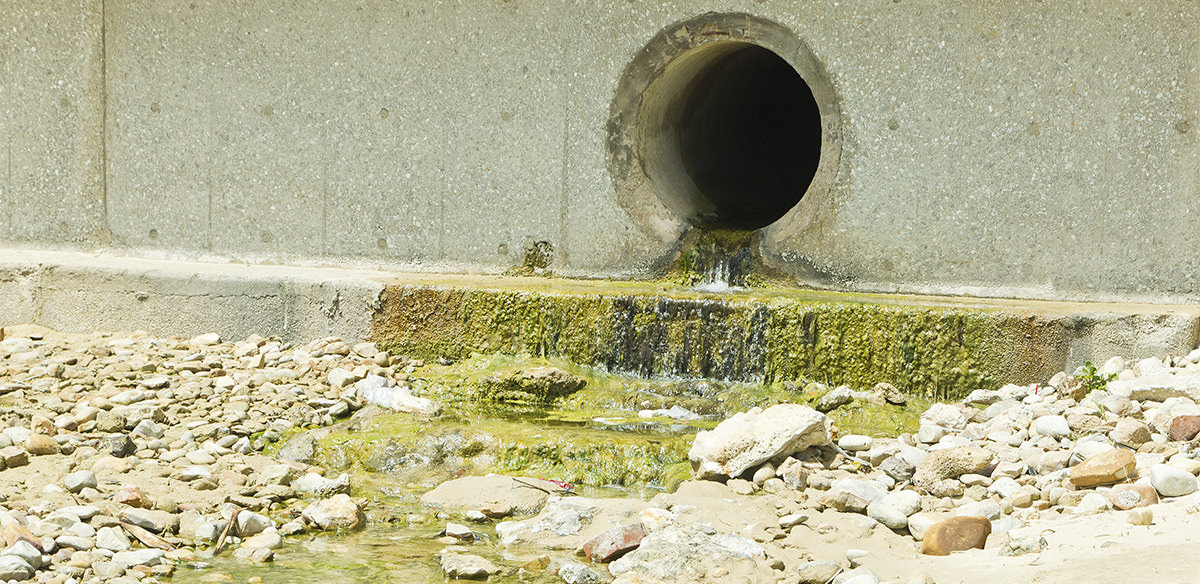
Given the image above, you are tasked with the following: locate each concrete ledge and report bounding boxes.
[0,249,1196,399]
[0,249,385,342]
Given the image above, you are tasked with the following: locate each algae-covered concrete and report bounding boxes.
[2,1,1197,302]
[372,278,1200,401]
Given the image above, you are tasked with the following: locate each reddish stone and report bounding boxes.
[1169,415,1200,442]
[920,516,991,556]
[582,522,648,562]
[1,522,42,551]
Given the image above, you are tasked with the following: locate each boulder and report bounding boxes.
[479,367,586,403]
[420,475,551,516]
[1149,464,1198,497]
[302,494,365,531]
[689,404,831,479]
[1107,374,1200,402]
[1169,415,1200,442]
[919,516,991,556]
[912,446,993,491]
[1068,449,1137,488]
[439,551,499,580]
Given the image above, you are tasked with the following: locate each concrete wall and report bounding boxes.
[2,1,1199,302]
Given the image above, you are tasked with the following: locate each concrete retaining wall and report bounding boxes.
[1,1,1198,302]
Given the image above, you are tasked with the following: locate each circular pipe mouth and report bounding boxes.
[638,41,822,231]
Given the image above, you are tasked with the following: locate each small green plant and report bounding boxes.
[1077,360,1117,392]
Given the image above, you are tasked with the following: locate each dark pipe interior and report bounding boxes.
[672,44,822,230]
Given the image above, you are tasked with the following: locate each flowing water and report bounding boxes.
[168,354,923,582]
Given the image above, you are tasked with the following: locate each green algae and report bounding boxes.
[373,282,1032,401]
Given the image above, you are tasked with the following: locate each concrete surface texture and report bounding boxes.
[0,1,1198,302]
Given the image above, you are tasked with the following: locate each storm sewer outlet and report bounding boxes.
[609,14,841,243]
[640,42,822,230]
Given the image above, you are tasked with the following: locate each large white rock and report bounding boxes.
[688,404,831,479]
[1032,415,1071,439]
[1108,374,1200,402]
[1149,464,1199,498]
[920,404,969,430]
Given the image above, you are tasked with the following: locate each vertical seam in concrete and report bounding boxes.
[559,75,570,267]
[100,0,110,239]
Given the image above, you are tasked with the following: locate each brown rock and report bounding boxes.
[1,522,42,551]
[480,503,513,519]
[1169,415,1200,442]
[873,382,906,406]
[913,446,993,492]
[113,486,150,508]
[1109,483,1159,509]
[920,516,992,556]
[1111,418,1153,448]
[1069,448,1137,488]
[0,446,29,468]
[25,433,60,456]
[582,522,648,562]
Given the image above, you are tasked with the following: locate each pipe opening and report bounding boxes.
[639,41,822,230]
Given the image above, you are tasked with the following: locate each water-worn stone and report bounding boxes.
[815,386,854,412]
[1149,464,1198,497]
[0,556,33,581]
[421,475,550,516]
[302,494,365,531]
[439,551,499,580]
[880,455,916,482]
[921,403,969,430]
[112,548,164,569]
[1032,415,1071,439]
[689,404,830,479]
[1111,418,1153,448]
[1168,415,1200,442]
[354,375,441,416]
[235,512,273,537]
[797,560,842,584]
[912,446,993,491]
[583,522,648,562]
[96,526,131,552]
[559,561,602,584]
[63,470,97,493]
[1128,507,1154,525]
[1069,449,1138,488]
[819,479,886,513]
[920,516,991,555]
[609,526,766,582]
[24,433,59,455]
[479,367,586,403]
[1109,483,1159,509]
[0,446,28,468]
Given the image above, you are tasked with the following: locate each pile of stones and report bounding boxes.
[0,328,400,584]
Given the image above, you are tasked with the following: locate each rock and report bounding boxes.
[609,526,766,582]
[495,498,600,545]
[1109,483,1159,509]
[797,560,843,584]
[2,541,43,569]
[819,479,886,513]
[0,446,28,468]
[111,548,164,569]
[99,434,136,458]
[919,516,991,556]
[25,433,59,455]
[815,386,854,412]
[751,463,775,485]
[277,433,316,464]
[327,368,357,389]
[874,382,906,405]
[63,470,97,493]
[131,419,164,439]
[1111,418,1153,448]
[121,508,178,534]
[0,556,33,581]
[583,522,648,562]
[880,455,916,482]
[479,367,586,403]
[999,531,1046,556]
[1107,374,1200,402]
[867,501,909,529]
[55,535,94,550]
[292,472,350,496]
[235,512,274,537]
[302,494,365,531]
[838,435,873,451]
[255,464,296,487]
[689,404,830,479]
[912,446,993,491]
[439,551,499,580]
[1032,415,1071,439]
[1149,464,1198,497]
[1128,507,1154,525]
[921,403,969,430]
[354,375,441,416]
[559,561,602,584]
[1169,415,1200,442]
[1074,492,1111,514]
[1069,448,1138,488]
[421,475,550,516]
[96,526,131,552]
[916,424,947,444]
[242,532,283,549]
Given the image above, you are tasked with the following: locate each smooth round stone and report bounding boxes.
[867,502,909,530]
[1074,492,1111,514]
[1127,507,1154,526]
[1033,415,1071,439]
[839,435,873,451]
[1149,464,1198,497]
